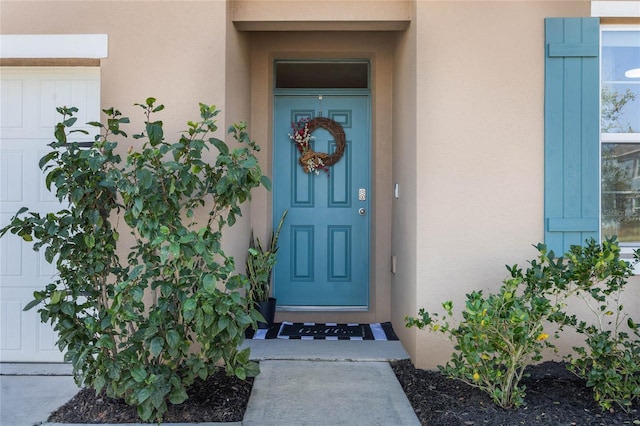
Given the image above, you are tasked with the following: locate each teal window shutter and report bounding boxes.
[544,17,600,255]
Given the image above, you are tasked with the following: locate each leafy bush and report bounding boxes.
[0,99,270,422]
[562,242,640,412]
[406,239,634,409]
[246,209,287,303]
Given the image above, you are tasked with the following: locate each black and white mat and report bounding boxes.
[246,322,399,341]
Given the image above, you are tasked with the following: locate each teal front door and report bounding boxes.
[273,94,370,308]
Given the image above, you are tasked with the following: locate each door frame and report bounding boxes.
[248,32,395,323]
[272,89,372,311]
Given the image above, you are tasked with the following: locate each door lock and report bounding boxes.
[358,188,366,201]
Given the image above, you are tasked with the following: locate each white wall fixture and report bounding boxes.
[0,34,108,59]
[592,1,640,18]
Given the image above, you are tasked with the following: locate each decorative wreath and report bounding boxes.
[289,117,346,175]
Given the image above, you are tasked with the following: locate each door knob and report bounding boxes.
[358,208,366,216]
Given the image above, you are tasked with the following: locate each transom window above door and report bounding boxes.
[275,61,369,89]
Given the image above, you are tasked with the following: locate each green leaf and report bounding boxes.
[62,117,77,127]
[23,296,43,311]
[134,198,143,215]
[136,387,153,404]
[84,233,96,249]
[131,365,147,382]
[245,361,260,378]
[149,336,164,358]
[210,138,229,155]
[50,290,64,305]
[137,402,153,422]
[179,233,196,244]
[146,122,164,146]
[183,298,197,311]
[129,264,144,280]
[166,330,181,349]
[137,169,153,190]
[61,302,75,316]
[235,366,246,380]
[39,151,57,170]
[169,387,188,405]
[218,315,229,331]
[93,375,106,395]
[54,123,67,143]
[170,242,180,258]
[261,175,272,191]
[131,286,144,303]
[203,274,216,293]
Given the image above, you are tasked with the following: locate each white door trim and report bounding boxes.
[0,34,108,59]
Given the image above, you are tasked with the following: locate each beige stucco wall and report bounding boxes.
[391,0,418,359]
[0,0,253,264]
[406,0,594,369]
[0,1,231,132]
[4,0,640,370]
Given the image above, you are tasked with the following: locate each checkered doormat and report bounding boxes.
[245,322,399,341]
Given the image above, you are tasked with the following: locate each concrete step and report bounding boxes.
[241,339,411,362]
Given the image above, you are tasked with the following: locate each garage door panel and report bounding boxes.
[0,151,23,202]
[0,213,23,277]
[0,79,23,128]
[1,300,23,350]
[38,251,58,279]
[1,139,56,209]
[0,67,99,362]
[0,288,62,362]
[1,68,99,140]
[37,147,61,204]
[40,79,92,130]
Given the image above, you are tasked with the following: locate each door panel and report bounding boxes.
[273,95,370,308]
[0,68,100,362]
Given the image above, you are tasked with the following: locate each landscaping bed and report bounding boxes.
[49,360,639,425]
[392,359,640,426]
[48,368,253,424]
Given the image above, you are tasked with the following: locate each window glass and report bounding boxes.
[601,28,640,244]
[602,143,640,242]
[275,61,369,89]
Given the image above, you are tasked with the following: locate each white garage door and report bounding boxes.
[0,67,100,362]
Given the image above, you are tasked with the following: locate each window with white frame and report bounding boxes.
[600,26,640,247]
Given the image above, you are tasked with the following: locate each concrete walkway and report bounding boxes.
[1,340,420,426]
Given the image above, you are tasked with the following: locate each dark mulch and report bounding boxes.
[49,360,640,425]
[391,359,640,426]
[48,367,253,424]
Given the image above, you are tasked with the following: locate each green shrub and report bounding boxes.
[0,99,270,422]
[406,239,633,409]
[562,242,640,413]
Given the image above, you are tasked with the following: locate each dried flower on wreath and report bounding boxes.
[289,117,346,175]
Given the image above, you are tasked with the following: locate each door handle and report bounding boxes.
[358,208,366,216]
